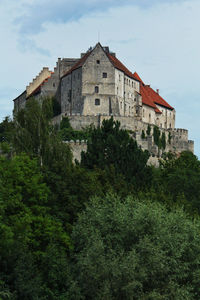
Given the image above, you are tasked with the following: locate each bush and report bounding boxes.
[71,194,200,299]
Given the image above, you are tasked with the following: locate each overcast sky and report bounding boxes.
[1,0,200,156]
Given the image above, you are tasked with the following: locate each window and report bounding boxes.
[102,72,107,78]
[95,86,99,93]
[95,98,100,105]
[96,60,100,64]
[119,74,121,81]
[53,82,55,87]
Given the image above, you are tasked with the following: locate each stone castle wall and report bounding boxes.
[53,114,194,158]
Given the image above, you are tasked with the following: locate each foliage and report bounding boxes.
[168,131,172,144]
[2,97,200,298]
[59,117,93,141]
[141,129,145,139]
[71,194,200,299]
[0,154,72,299]
[158,151,200,214]
[52,97,61,116]
[161,131,166,149]
[81,117,151,188]
[146,124,151,136]
[13,97,72,167]
[153,125,161,147]
[0,116,14,144]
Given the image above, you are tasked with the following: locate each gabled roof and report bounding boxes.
[140,84,162,114]
[106,53,139,81]
[61,43,140,81]
[133,72,173,111]
[60,43,173,113]
[145,85,174,110]
[133,72,144,84]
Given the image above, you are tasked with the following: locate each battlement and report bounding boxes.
[173,128,188,134]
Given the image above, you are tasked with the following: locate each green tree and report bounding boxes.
[141,130,145,139]
[0,116,14,143]
[153,125,161,147]
[146,124,151,136]
[13,97,72,167]
[161,131,166,149]
[0,154,72,299]
[71,194,200,299]
[159,151,200,213]
[81,117,151,187]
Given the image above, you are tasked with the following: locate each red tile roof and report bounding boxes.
[133,72,173,111]
[140,84,162,114]
[145,85,174,110]
[133,72,144,84]
[106,53,138,80]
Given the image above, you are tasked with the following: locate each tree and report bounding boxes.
[161,131,166,149]
[0,154,72,299]
[13,97,72,168]
[71,194,200,299]
[159,151,200,213]
[81,117,151,187]
[146,124,151,136]
[0,116,14,143]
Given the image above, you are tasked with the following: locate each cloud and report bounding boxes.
[15,0,188,36]
[17,36,51,56]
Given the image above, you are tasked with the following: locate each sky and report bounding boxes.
[1,0,200,156]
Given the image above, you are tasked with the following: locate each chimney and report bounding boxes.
[156,89,159,94]
[103,46,109,53]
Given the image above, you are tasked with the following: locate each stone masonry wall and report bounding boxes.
[55,114,193,156]
[82,44,116,115]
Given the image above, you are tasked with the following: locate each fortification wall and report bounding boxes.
[52,114,194,158]
[65,139,161,166]
[64,140,87,162]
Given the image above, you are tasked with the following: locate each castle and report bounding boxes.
[13,43,194,159]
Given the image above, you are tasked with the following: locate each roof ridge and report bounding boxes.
[145,85,174,110]
[106,52,138,80]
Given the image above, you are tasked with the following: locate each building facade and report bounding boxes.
[13,43,193,156]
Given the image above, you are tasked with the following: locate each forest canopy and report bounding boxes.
[0,97,200,299]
